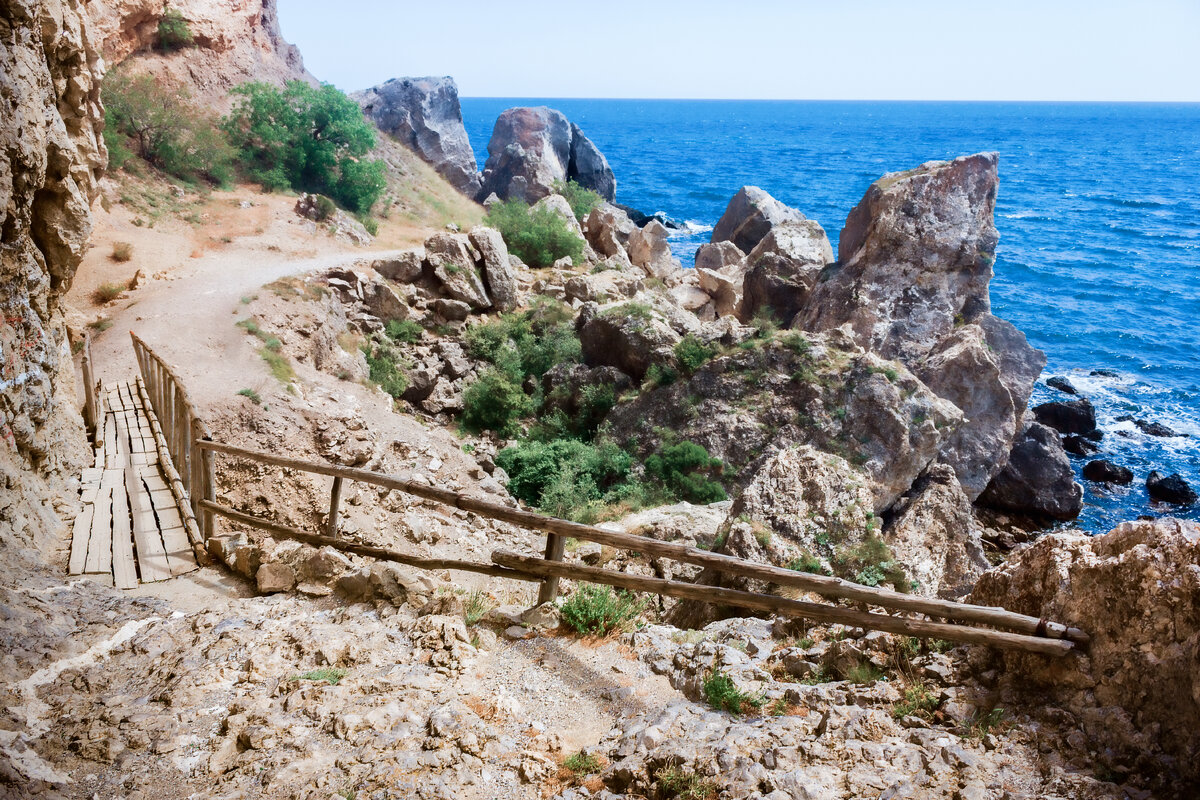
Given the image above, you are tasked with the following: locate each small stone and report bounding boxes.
[256,562,296,594]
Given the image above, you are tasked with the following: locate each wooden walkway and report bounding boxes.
[70,381,197,587]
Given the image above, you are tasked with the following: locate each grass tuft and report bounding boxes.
[290,667,347,685]
[563,751,602,775]
[91,282,126,305]
[701,669,764,716]
[110,241,134,262]
[236,387,262,405]
[560,584,647,636]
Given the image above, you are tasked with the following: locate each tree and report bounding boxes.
[223,80,386,213]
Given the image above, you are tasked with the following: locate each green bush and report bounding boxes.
[464,301,580,380]
[563,751,602,775]
[103,70,235,186]
[702,669,763,716]
[644,441,727,504]
[674,335,717,374]
[461,368,533,436]
[224,80,386,213]
[362,339,409,400]
[787,552,828,575]
[385,318,423,343]
[485,198,585,268]
[560,584,647,636]
[157,9,194,52]
[496,438,632,517]
[552,179,603,221]
[833,535,908,590]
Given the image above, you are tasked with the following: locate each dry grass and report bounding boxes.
[110,241,134,262]
[91,282,126,305]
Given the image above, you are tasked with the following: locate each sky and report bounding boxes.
[277,1,1200,101]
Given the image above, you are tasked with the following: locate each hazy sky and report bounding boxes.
[277,1,1200,101]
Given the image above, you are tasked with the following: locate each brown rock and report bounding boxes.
[256,562,296,594]
[739,220,834,324]
[694,241,745,271]
[711,186,805,253]
[477,106,615,202]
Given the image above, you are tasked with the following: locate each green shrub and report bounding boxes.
[892,681,941,720]
[290,667,346,685]
[385,318,423,344]
[362,339,409,400]
[463,590,491,626]
[787,552,828,575]
[833,535,908,590]
[157,8,194,51]
[91,282,125,305]
[485,198,585,268]
[464,301,580,380]
[224,80,386,213]
[563,751,602,775]
[104,70,235,186]
[674,335,717,374]
[496,438,632,517]
[236,388,262,405]
[552,179,603,221]
[654,767,717,800]
[701,669,763,715]
[780,332,811,356]
[644,441,726,504]
[461,368,533,436]
[560,584,647,636]
[643,363,678,388]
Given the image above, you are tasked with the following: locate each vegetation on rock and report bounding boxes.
[157,8,195,51]
[560,584,647,636]
[485,198,585,267]
[553,179,604,221]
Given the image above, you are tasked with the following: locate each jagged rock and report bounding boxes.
[1062,434,1100,457]
[739,220,834,324]
[1046,375,1078,395]
[1082,460,1133,485]
[563,270,641,304]
[885,465,989,598]
[361,279,412,321]
[255,563,295,594]
[354,76,481,195]
[584,202,637,257]
[668,284,710,313]
[424,233,490,309]
[576,301,682,381]
[477,106,615,202]
[968,518,1200,789]
[711,186,805,253]
[1146,471,1197,505]
[627,220,682,283]
[467,226,518,311]
[694,241,745,270]
[294,194,372,245]
[696,267,741,318]
[1118,415,1187,438]
[1033,399,1097,435]
[541,363,633,422]
[977,421,1083,520]
[372,249,424,284]
[430,298,471,322]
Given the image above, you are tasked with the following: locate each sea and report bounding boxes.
[460,99,1200,532]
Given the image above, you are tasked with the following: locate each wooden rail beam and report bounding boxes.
[493,551,1076,657]
[192,438,1088,646]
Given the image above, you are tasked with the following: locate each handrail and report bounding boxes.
[193,437,1088,651]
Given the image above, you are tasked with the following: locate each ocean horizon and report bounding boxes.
[461,98,1200,532]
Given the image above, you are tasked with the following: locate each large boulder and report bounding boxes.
[968,518,1200,791]
[354,76,481,196]
[976,420,1083,520]
[477,106,615,202]
[694,241,744,271]
[739,220,834,324]
[710,186,805,253]
[467,227,518,311]
[584,202,637,258]
[1033,398,1097,435]
[424,233,490,309]
[576,301,682,382]
[627,220,682,283]
[1146,472,1197,505]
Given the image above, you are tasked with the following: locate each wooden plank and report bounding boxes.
[103,413,118,469]
[100,469,124,489]
[493,551,1076,658]
[193,439,1090,646]
[68,503,94,575]
[161,527,197,576]
[81,467,102,484]
[85,488,112,575]
[111,497,138,591]
[119,412,172,584]
[537,533,567,604]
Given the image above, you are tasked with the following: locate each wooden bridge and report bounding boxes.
[80,333,1089,657]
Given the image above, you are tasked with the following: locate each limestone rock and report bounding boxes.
[576,301,682,382]
[627,220,682,283]
[977,420,1083,520]
[968,518,1200,788]
[354,76,481,195]
[584,202,637,257]
[424,232,490,309]
[468,226,518,311]
[694,240,744,271]
[696,267,742,318]
[739,220,834,324]
[477,106,615,202]
[256,562,296,594]
[711,186,805,253]
[372,249,424,284]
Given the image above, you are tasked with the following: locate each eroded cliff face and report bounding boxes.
[86,0,313,105]
[1,0,104,556]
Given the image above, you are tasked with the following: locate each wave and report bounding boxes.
[682,220,714,234]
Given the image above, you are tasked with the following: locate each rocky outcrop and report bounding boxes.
[584,202,637,258]
[1,0,103,562]
[977,420,1083,520]
[739,220,834,324]
[477,106,615,203]
[710,186,805,253]
[1033,398,1097,435]
[354,76,481,196]
[1082,459,1133,485]
[626,220,682,283]
[576,301,682,382]
[1146,472,1197,505]
[85,0,313,106]
[693,241,744,271]
[467,226,518,311]
[968,518,1200,792]
[796,154,1043,498]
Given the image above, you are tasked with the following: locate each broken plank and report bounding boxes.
[85,488,112,575]
[161,527,197,576]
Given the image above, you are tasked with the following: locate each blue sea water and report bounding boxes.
[460,99,1200,532]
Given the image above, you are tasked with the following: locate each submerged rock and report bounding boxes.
[710,185,805,253]
[477,106,615,202]
[1033,398,1097,435]
[1146,471,1197,505]
[1061,434,1100,457]
[976,420,1083,520]
[1082,459,1133,485]
[354,76,481,195]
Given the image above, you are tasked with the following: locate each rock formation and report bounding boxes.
[739,220,834,324]
[969,518,1200,792]
[976,420,1083,520]
[1,0,103,559]
[477,107,616,203]
[354,76,481,196]
[711,186,805,253]
[85,0,313,106]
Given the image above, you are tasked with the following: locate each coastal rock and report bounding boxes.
[1117,415,1187,438]
[976,420,1083,520]
[468,226,518,311]
[1045,375,1078,395]
[968,518,1200,789]
[584,202,637,257]
[694,241,745,271]
[711,186,805,253]
[696,268,742,318]
[1146,471,1197,505]
[477,106,615,202]
[1034,398,1097,435]
[627,220,683,282]
[1082,459,1133,485]
[354,76,481,196]
[739,220,834,324]
[576,301,682,381]
[424,233,490,309]
[884,465,989,598]
[1062,434,1100,457]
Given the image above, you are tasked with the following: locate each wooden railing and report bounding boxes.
[130,332,210,562]
[192,438,1088,657]
[79,333,98,437]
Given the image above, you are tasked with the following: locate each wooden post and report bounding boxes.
[327,476,344,538]
[190,417,204,525]
[200,434,215,540]
[80,335,97,437]
[536,533,567,605]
